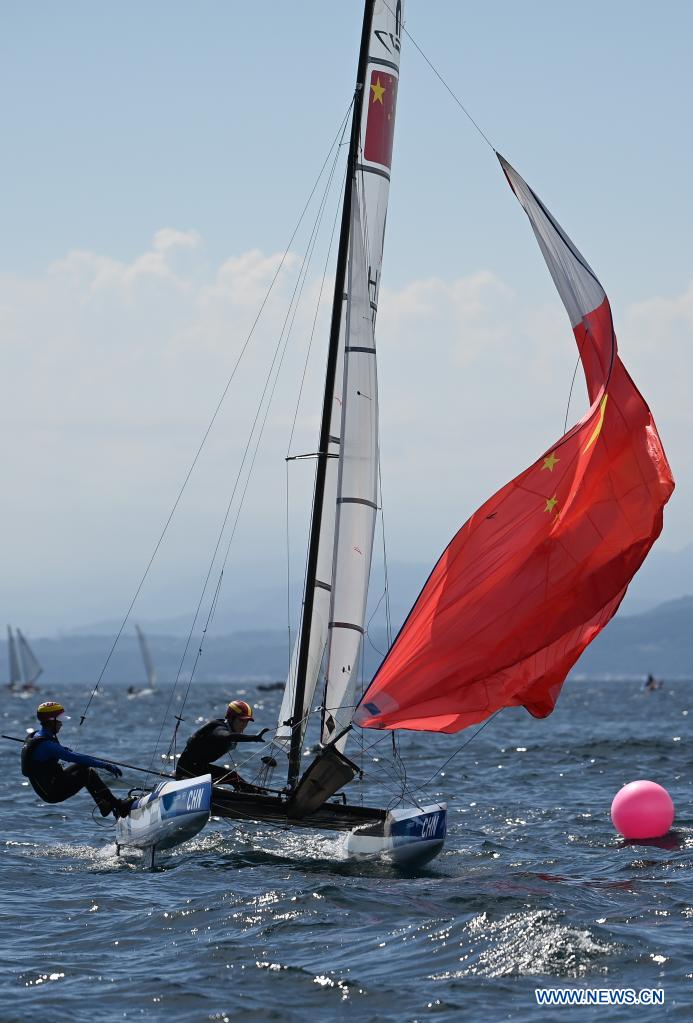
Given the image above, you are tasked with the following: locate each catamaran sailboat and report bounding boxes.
[118,0,446,866]
[115,0,672,865]
[126,625,157,697]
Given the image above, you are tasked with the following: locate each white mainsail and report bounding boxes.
[16,628,43,686]
[322,189,378,747]
[7,626,21,686]
[321,1,403,749]
[136,624,157,689]
[276,0,403,759]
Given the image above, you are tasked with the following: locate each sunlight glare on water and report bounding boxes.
[1,677,690,1021]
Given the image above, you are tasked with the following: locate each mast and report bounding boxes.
[287,0,376,790]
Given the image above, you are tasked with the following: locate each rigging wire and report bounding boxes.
[382,0,496,153]
[280,155,353,742]
[392,1,586,451]
[284,138,349,683]
[378,461,394,649]
[285,459,292,673]
[78,100,354,729]
[344,725,425,810]
[415,711,502,794]
[563,356,582,434]
[218,145,346,747]
[148,123,348,776]
[341,711,502,813]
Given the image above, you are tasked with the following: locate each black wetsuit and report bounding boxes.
[175,718,264,786]
[21,727,122,816]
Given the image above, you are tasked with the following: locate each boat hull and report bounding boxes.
[115,774,211,852]
[211,786,387,832]
[211,787,446,867]
[346,803,447,867]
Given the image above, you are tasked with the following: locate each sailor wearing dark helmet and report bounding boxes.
[21,701,134,818]
[175,700,269,792]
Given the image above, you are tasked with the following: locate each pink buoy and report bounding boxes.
[611,780,675,839]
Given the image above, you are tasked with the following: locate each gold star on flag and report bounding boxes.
[544,495,558,514]
[370,77,385,104]
[542,451,559,472]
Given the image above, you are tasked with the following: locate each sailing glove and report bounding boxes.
[105,764,123,778]
[256,729,270,742]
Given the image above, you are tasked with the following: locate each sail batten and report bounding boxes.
[355,157,674,735]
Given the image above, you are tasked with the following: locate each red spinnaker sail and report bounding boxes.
[354,155,674,734]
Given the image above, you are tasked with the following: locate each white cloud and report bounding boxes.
[1,233,690,632]
[152,228,202,254]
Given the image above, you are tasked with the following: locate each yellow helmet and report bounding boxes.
[36,701,65,721]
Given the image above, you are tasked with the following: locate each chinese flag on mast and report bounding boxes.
[364,71,398,168]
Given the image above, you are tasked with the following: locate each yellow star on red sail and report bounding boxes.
[542,451,559,472]
[544,495,558,514]
[370,77,385,104]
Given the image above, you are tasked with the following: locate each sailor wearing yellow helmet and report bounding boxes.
[175,700,269,792]
[21,701,134,818]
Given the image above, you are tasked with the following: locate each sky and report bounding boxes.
[2,1,692,636]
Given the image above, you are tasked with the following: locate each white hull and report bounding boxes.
[346,803,446,867]
[115,774,211,854]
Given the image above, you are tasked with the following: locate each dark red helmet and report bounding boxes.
[226,700,254,721]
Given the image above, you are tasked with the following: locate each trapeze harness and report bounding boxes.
[21,728,120,816]
[175,718,264,788]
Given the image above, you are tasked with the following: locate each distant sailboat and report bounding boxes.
[126,625,157,696]
[6,626,42,693]
[6,627,22,690]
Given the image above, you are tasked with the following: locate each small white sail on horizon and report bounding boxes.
[16,628,43,687]
[7,626,22,688]
[135,624,157,690]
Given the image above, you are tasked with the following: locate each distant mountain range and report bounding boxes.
[59,561,434,639]
[3,596,691,688]
[572,595,693,678]
[53,543,693,636]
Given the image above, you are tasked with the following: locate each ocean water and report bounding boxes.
[1,677,690,1021]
